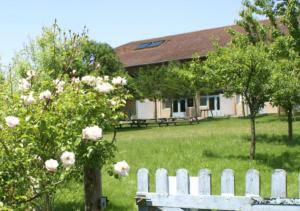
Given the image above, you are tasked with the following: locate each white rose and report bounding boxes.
[39,90,52,100]
[82,126,102,141]
[96,76,103,84]
[109,100,117,106]
[94,82,114,93]
[19,78,31,91]
[21,92,35,105]
[5,116,20,128]
[28,176,40,189]
[71,77,80,84]
[112,76,127,86]
[26,70,36,79]
[45,159,59,172]
[60,151,75,167]
[95,63,101,69]
[114,160,130,177]
[104,75,109,81]
[54,79,65,93]
[81,75,96,86]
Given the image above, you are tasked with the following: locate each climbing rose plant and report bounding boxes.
[0,70,130,209]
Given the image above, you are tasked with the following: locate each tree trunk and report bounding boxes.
[194,96,198,118]
[84,165,102,211]
[154,98,158,122]
[249,116,256,160]
[287,108,293,144]
[44,193,51,211]
[241,95,246,117]
[170,98,173,117]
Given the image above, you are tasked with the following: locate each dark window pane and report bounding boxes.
[187,98,194,107]
[136,40,165,50]
[173,100,178,112]
[217,96,220,110]
[200,96,207,106]
[180,99,186,112]
[209,97,215,110]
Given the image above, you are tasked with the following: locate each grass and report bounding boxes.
[54,115,300,210]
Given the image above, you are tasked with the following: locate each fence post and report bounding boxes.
[221,169,234,196]
[245,169,260,197]
[198,169,211,195]
[176,169,190,211]
[137,168,150,211]
[198,169,212,211]
[176,169,190,195]
[156,168,169,194]
[271,169,286,198]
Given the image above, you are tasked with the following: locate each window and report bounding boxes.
[180,99,186,112]
[136,40,165,50]
[209,97,215,110]
[173,100,178,112]
[217,96,220,110]
[200,96,208,106]
[162,99,171,109]
[187,98,194,107]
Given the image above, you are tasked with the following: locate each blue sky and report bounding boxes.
[0,0,244,66]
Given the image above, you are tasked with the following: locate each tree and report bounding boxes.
[269,36,300,143]
[133,62,196,120]
[200,35,272,160]
[2,22,130,210]
[161,62,197,117]
[82,40,123,76]
[239,0,300,143]
[133,65,165,121]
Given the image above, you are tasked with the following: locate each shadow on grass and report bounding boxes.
[203,148,300,172]
[53,201,84,211]
[256,134,300,146]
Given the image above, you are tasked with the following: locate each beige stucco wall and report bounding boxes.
[157,101,171,118]
[235,95,278,116]
[133,94,279,119]
[260,102,278,114]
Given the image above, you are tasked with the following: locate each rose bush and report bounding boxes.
[0,23,131,210]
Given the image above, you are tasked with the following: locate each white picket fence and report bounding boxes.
[136,168,300,211]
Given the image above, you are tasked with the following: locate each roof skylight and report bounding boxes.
[136,40,165,50]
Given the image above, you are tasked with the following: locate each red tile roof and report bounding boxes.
[115,24,243,68]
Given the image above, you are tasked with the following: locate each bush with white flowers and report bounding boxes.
[0,70,131,209]
[0,23,132,210]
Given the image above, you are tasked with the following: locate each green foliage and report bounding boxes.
[12,22,88,80]
[270,36,300,110]
[133,65,165,101]
[240,0,300,53]
[82,40,123,76]
[0,22,130,209]
[133,62,196,101]
[202,36,272,116]
[239,0,300,142]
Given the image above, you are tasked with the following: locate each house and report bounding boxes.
[115,23,278,119]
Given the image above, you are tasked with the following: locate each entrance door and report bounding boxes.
[208,96,221,117]
[172,99,186,118]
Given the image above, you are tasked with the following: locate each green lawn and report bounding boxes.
[54,115,300,210]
